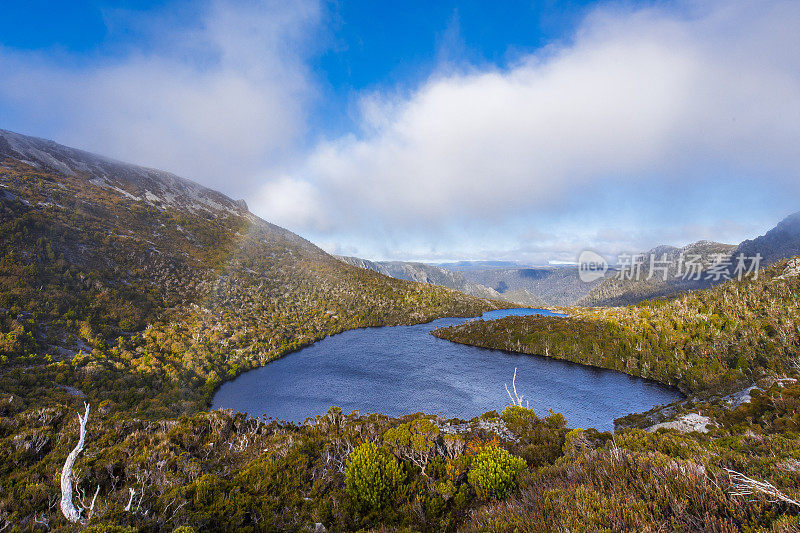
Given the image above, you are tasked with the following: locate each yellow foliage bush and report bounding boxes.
[468,445,527,500]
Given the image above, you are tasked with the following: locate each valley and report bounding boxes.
[1,129,800,532]
[2,2,799,531]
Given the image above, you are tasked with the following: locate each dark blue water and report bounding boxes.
[212,309,681,430]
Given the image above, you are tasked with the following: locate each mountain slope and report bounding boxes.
[0,128,503,417]
[0,128,246,215]
[736,211,800,266]
[336,255,528,301]
[456,266,602,306]
[578,240,737,307]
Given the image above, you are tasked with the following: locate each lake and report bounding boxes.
[212,308,681,430]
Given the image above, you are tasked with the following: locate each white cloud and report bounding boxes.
[273,0,800,259]
[2,0,799,262]
[0,0,320,197]
[252,175,328,231]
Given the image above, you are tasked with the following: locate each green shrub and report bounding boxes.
[501,405,537,424]
[383,418,439,474]
[383,418,439,453]
[545,408,567,428]
[468,445,527,500]
[83,526,139,533]
[562,428,590,457]
[345,442,404,510]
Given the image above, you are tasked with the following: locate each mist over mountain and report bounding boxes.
[432,260,529,271]
[0,128,249,216]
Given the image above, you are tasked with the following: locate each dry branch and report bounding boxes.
[726,469,800,508]
[60,403,90,523]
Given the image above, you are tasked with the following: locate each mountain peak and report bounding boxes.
[736,211,800,265]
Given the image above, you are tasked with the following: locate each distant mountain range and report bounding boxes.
[339,256,606,307]
[431,260,529,271]
[577,212,800,307]
[343,214,800,309]
[456,266,604,306]
[578,240,737,307]
[337,256,549,307]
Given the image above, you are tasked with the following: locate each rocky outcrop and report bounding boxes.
[775,257,800,280]
[646,413,713,434]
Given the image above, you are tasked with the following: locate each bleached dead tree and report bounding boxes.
[505,367,529,408]
[726,469,800,508]
[124,488,136,512]
[60,403,98,523]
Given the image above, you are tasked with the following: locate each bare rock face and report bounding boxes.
[647,413,713,434]
[724,386,760,408]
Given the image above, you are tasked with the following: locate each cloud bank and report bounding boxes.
[2,0,800,261]
[263,0,800,259]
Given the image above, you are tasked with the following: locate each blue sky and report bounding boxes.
[0,1,598,138]
[1,1,799,263]
[312,0,599,136]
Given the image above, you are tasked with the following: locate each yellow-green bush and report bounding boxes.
[383,418,439,474]
[501,405,538,429]
[468,445,527,500]
[345,442,404,510]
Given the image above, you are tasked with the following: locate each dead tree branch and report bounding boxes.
[60,403,90,523]
[505,367,529,408]
[726,469,800,507]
